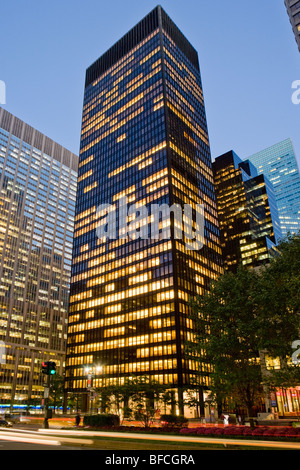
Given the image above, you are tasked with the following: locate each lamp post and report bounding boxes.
[85,365,102,414]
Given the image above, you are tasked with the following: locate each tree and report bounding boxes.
[96,375,169,427]
[256,233,300,411]
[26,396,42,412]
[97,381,132,419]
[255,232,300,359]
[129,376,164,428]
[188,267,263,417]
[48,374,64,412]
[187,233,300,417]
[67,392,81,413]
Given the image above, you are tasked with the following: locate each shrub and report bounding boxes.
[206,427,224,435]
[251,427,267,436]
[242,427,254,436]
[160,414,188,429]
[83,413,120,428]
[195,427,207,435]
[179,428,194,434]
[223,426,240,435]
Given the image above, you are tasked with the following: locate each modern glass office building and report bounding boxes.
[65,6,222,413]
[284,0,300,52]
[213,151,282,273]
[0,108,78,409]
[247,138,300,237]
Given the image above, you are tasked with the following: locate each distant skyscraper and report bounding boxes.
[213,151,281,273]
[284,0,300,52]
[247,138,300,237]
[0,108,78,409]
[65,6,222,414]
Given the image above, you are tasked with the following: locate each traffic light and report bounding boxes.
[48,361,56,375]
[41,361,56,375]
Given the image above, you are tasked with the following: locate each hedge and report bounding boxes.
[160,414,189,428]
[179,425,300,440]
[83,413,120,427]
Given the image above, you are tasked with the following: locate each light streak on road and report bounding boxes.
[37,428,300,450]
[0,428,94,447]
[0,430,60,446]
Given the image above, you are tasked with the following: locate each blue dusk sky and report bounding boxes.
[0,0,299,165]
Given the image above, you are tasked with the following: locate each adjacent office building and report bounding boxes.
[213,151,282,273]
[0,108,78,409]
[284,0,300,52]
[247,138,300,237]
[65,6,223,413]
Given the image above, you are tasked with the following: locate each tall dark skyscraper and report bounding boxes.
[213,151,281,273]
[284,0,300,52]
[65,6,222,414]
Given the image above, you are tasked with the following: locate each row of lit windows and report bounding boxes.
[68,372,178,389]
[171,185,218,228]
[89,29,160,90]
[69,281,174,312]
[86,258,160,287]
[108,141,166,178]
[83,90,161,173]
[73,188,170,245]
[80,104,144,155]
[71,240,172,284]
[82,91,145,138]
[74,188,169,240]
[82,66,162,143]
[83,33,160,117]
[68,312,176,336]
[68,330,177,357]
[79,118,165,194]
[70,359,178,379]
[167,101,208,148]
[176,241,222,276]
[68,303,174,330]
[163,32,202,87]
[165,59,203,109]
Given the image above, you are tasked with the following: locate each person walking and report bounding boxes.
[75,413,81,426]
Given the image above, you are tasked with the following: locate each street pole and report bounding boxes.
[44,373,51,429]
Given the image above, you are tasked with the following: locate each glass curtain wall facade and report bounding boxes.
[213,151,281,273]
[247,138,300,237]
[284,0,300,52]
[0,108,78,410]
[66,6,222,411]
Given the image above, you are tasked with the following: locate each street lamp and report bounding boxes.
[85,364,102,414]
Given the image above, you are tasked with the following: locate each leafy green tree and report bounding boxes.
[255,232,300,359]
[187,234,300,416]
[256,233,300,412]
[264,364,300,390]
[96,375,168,427]
[48,374,64,412]
[26,396,41,412]
[67,392,81,412]
[129,376,164,428]
[188,266,263,417]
